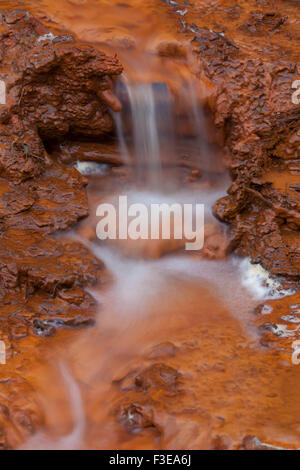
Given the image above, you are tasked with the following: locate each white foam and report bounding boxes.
[74,161,110,175]
[281,315,300,324]
[239,258,295,300]
[38,32,57,42]
[176,9,188,16]
[269,323,300,338]
[84,239,270,323]
[261,304,273,315]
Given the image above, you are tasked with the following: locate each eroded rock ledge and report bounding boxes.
[179,1,300,281]
[0,9,125,447]
[0,10,124,350]
[0,3,299,449]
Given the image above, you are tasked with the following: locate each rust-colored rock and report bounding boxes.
[0,8,115,387]
[181,2,300,280]
[0,0,299,452]
[0,10,122,140]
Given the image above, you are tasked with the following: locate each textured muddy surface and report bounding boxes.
[0,0,299,450]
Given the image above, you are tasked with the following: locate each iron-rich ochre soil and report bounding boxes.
[0,1,299,449]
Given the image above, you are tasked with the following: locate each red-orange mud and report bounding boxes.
[0,0,299,450]
[6,258,300,449]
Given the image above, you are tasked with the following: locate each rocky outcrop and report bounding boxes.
[0,9,122,140]
[169,0,300,281]
[0,9,123,348]
[0,9,123,448]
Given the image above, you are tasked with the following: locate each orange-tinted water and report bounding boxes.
[0,0,299,450]
[7,166,300,450]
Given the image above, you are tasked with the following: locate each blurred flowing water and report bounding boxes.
[22,70,294,447]
[114,80,176,188]
[8,0,299,451]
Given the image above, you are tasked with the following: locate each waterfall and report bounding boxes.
[113,81,175,188]
[178,78,217,174]
[113,75,225,186]
[113,110,131,164]
[129,83,161,187]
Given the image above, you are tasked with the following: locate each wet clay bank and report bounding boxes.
[0,0,299,449]
[2,0,299,276]
[0,9,121,343]
[0,8,119,447]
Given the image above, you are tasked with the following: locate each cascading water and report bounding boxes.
[114,80,176,188]
[179,78,215,172]
[20,59,292,449]
[129,83,162,187]
[4,0,298,452]
[114,75,226,190]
